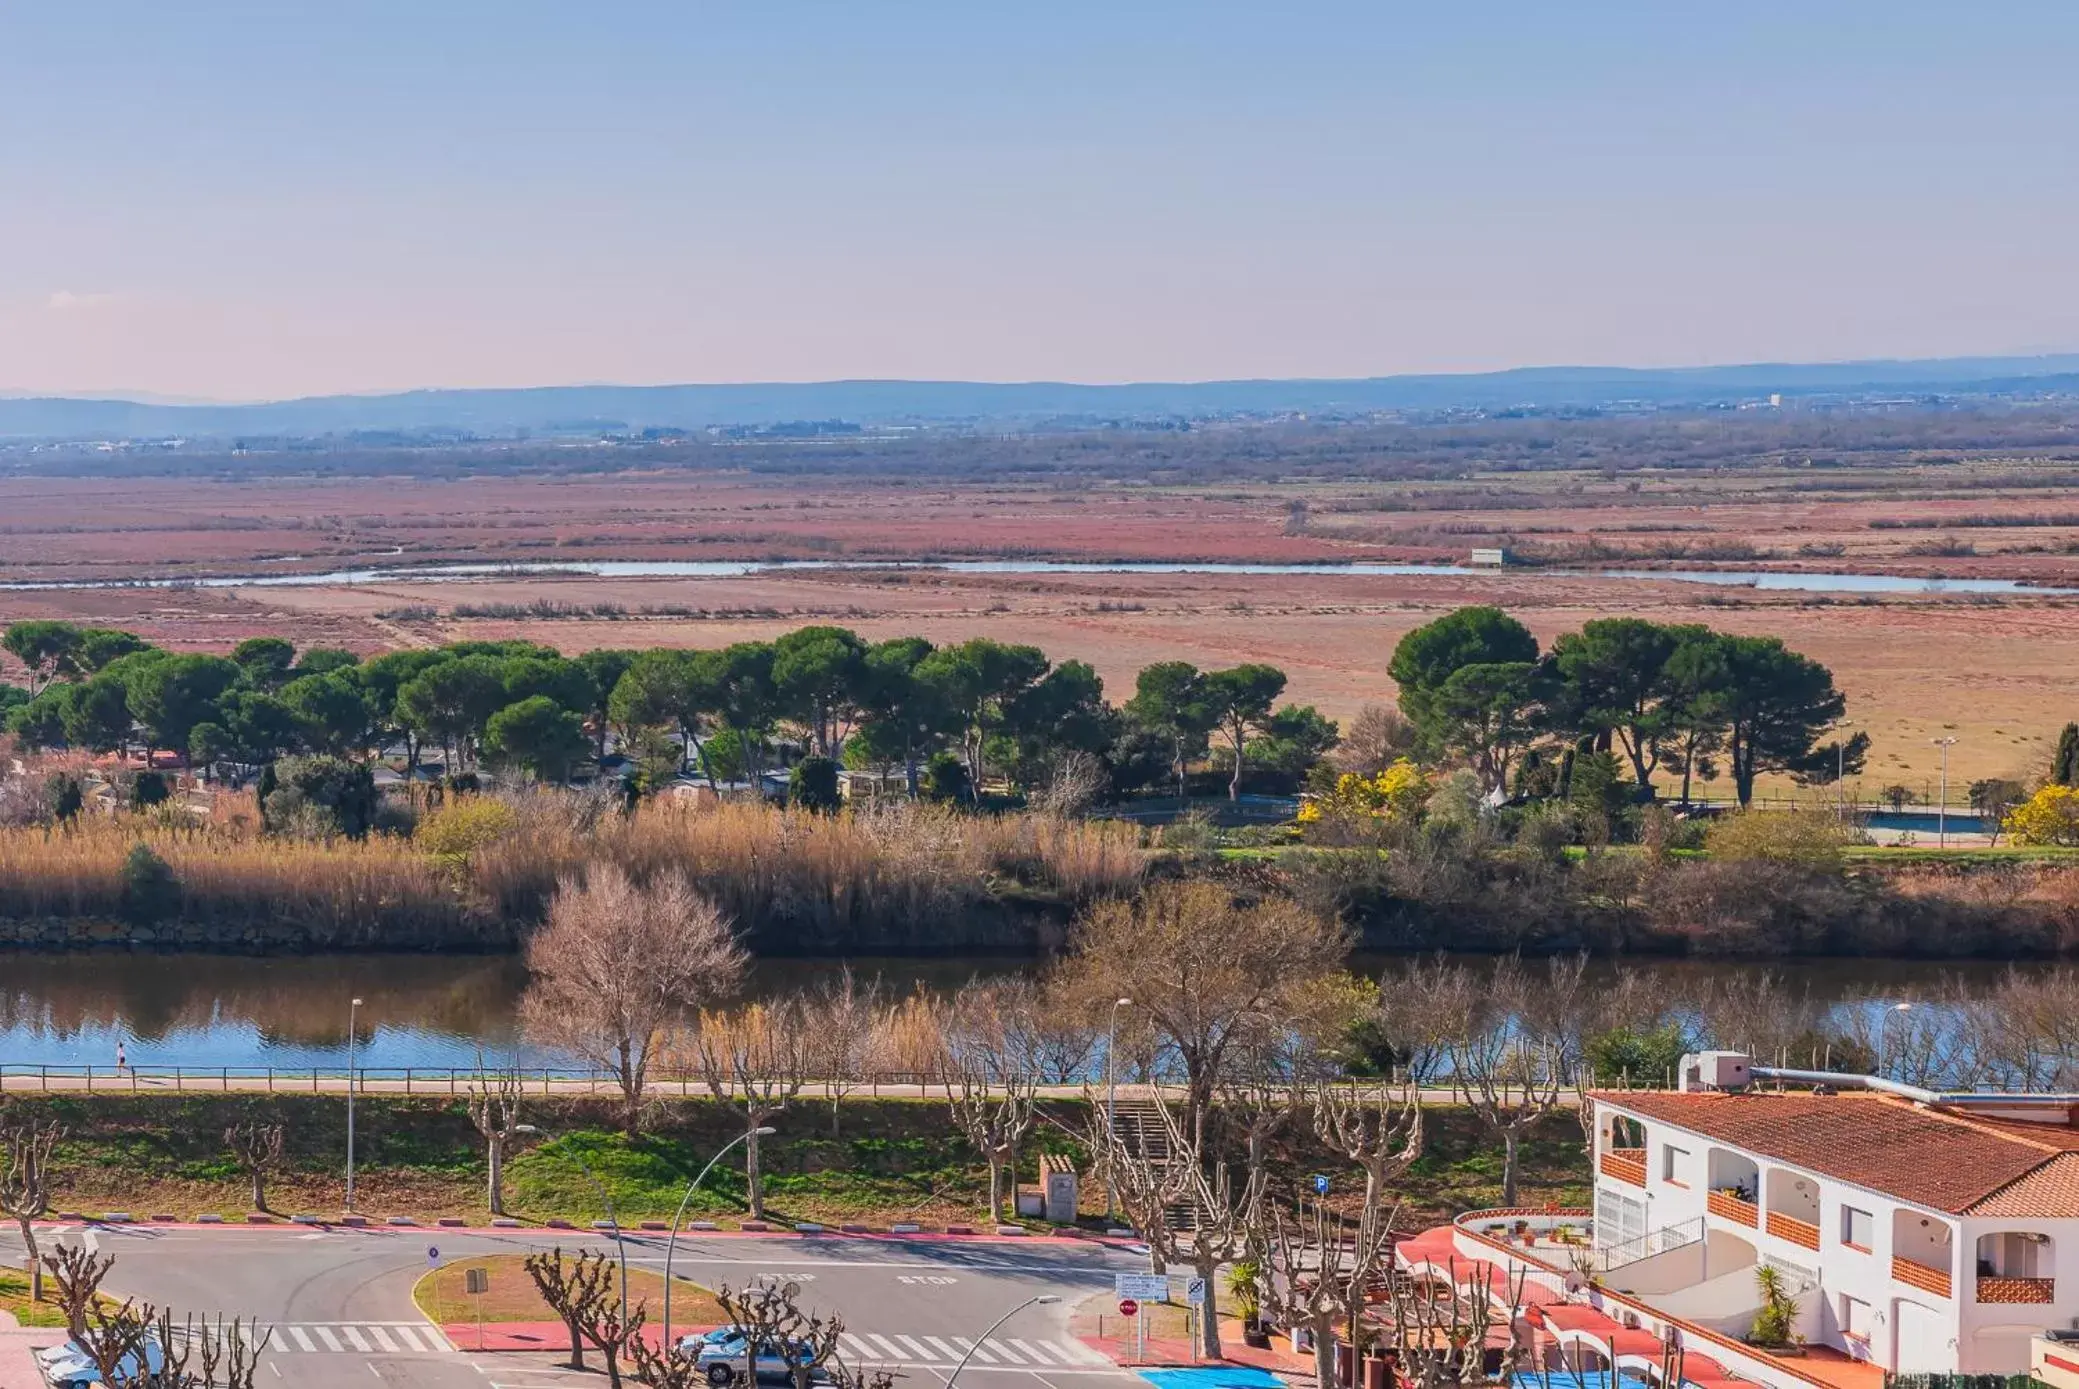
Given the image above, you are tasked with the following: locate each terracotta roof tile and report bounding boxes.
[1591,1090,2065,1214]
[1969,1152,2079,1217]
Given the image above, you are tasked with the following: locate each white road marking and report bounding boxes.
[344,1326,370,1351]
[891,1334,933,1360]
[314,1327,344,1351]
[1009,1340,1055,1364]
[370,1327,398,1352]
[269,1330,290,1353]
[921,1336,963,1360]
[290,1328,317,1352]
[863,1333,906,1359]
[955,1336,1000,1363]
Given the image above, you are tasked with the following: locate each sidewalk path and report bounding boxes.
[0,1327,58,1389]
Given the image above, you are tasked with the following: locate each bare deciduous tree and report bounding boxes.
[43,1246,268,1389]
[938,983,1041,1223]
[0,1117,62,1302]
[521,865,748,1137]
[525,1246,615,1372]
[467,1058,526,1217]
[714,1277,846,1389]
[1261,1195,1399,1389]
[1337,704,1418,775]
[1386,1253,1529,1389]
[1452,959,1568,1208]
[1050,880,1349,1145]
[807,968,882,1136]
[1145,1093,1264,1360]
[1081,1098,1192,1273]
[43,1241,111,1339]
[1313,1080,1425,1214]
[222,1120,285,1214]
[697,998,811,1220]
[577,1288,646,1389]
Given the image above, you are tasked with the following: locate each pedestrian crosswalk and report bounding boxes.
[836,1333,1111,1370]
[258,1323,455,1355]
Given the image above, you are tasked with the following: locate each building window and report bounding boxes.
[1662,1144,1689,1185]
[1841,1293,1872,1343]
[1842,1205,1875,1251]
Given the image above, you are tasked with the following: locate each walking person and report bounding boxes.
[115,1039,127,1073]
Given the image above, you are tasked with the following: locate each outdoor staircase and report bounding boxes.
[1108,1100,1196,1233]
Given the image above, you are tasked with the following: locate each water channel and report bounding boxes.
[0,950,2028,1072]
[3,559,2076,597]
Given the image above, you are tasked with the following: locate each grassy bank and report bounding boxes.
[0,1094,1589,1230]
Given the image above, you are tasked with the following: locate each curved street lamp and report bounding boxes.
[946,1295,1061,1389]
[662,1125,777,1349]
[515,1125,628,1325]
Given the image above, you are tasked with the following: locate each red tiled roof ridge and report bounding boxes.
[1924,1103,2072,1155]
[1593,1087,2077,1156]
[1589,1089,2061,1212]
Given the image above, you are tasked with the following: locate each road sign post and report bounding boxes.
[465,1267,489,1350]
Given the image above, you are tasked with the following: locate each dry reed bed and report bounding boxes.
[0,799,1148,950]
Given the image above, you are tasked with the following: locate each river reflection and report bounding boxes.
[0,950,2030,1072]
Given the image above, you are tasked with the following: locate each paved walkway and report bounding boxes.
[0,1327,56,1389]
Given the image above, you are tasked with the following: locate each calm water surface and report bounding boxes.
[0,950,2027,1072]
[3,559,2075,596]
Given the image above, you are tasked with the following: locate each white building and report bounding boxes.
[1589,1057,2079,1377]
[1394,1056,2079,1389]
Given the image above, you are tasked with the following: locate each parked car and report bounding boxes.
[677,1328,831,1387]
[35,1337,166,1387]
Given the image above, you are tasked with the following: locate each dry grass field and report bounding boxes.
[4,464,2078,791]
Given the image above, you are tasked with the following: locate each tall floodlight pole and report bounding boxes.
[1931,737,1958,847]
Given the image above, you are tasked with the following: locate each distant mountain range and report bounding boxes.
[6,354,2079,442]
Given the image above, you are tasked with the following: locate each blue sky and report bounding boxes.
[3,2,2076,399]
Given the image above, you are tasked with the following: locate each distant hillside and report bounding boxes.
[6,355,2079,442]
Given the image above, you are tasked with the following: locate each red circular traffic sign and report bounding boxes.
[1119,1299,1139,1318]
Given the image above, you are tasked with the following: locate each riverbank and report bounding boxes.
[0,1095,1589,1231]
[6,801,2079,960]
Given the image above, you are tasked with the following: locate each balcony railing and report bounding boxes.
[1893,1255,1952,1299]
[1708,1190,1759,1229]
[1766,1211,1821,1251]
[1601,1148,1647,1188]
[1978,1276,2054,1304]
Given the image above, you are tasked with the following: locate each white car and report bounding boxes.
[35,1337,166,1387]
[677,1328,831,1387]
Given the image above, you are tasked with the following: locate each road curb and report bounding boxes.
[27,1216,1142,1246]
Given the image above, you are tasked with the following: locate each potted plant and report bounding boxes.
[1747,1266,1805,1354]
[1229,1260,1271,1349]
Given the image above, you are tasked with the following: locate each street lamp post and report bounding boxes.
[515,1125,628,1325]
[945,1296,1060,1389]
[1103,997,1132,1221]
[345,996,363,1212]
[661,1126,775,1350]
[1876,1001,1913,1078]
[1931,737,1958,847]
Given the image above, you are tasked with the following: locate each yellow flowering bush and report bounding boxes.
[2005,784,2079,847]
[1297,757,1432,827]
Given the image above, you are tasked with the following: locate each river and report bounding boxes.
[0,950,2030,1072]
[2,559,2076,597]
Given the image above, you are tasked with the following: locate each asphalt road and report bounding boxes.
[1,1225,1153,1389]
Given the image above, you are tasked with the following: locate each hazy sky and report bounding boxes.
[4,2,2077,400]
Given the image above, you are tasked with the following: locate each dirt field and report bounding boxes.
[3,467,2076,792]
